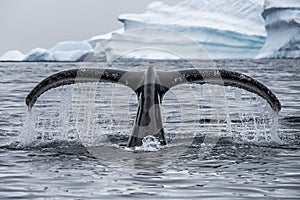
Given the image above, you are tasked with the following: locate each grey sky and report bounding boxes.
[0,0,181,56]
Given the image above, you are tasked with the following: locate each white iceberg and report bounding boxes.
[0,50,25,61]
[49,41,93,61]
[6,0,268,61]
[24,48,52,61]
[117,0,266,59]
[2,0,299,61]
[23,41,93,61]
[256,0,300,58]
[103,28,210,61]
[87,29,123,48]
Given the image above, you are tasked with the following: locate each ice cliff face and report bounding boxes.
[116,0,266,59]
[256,0,300,58]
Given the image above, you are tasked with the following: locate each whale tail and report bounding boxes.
[26,66,281,147]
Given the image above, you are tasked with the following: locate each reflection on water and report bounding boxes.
[0,60,299,199]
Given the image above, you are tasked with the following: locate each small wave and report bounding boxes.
[281,116,300,126]
[1,139,92,158]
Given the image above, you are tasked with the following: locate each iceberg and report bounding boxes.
[0,50,25,61]
[256,0,300,58]
[24,48,52,61]
[1,0,268,61]
[49,41,93,61]
[87,29,123,48]
[3,0,299,61]
[117,0,267,59]
[23,41,93,61]
[85,29,123,62]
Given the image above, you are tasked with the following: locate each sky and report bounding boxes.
[0,0,181,56]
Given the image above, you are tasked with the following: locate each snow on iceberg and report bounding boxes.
[0,50,25,61]
[87,29,123,48]
[256,0,300,59]
[118,0,266,59]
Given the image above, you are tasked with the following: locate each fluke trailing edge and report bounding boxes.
[26,66,281,147]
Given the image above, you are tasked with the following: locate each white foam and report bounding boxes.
[125,135,162,152]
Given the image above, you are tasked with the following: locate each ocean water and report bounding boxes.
[0,60,299,199]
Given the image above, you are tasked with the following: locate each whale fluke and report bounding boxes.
[158,69,281,112]
[26,66,281,147]
[25,69,144,109]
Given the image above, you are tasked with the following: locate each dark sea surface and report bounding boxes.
[0,59,299,199]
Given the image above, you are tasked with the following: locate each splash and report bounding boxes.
[223,87,281,145]
[14,87,80,148]
[15,81,281,149]
[127,135,162,152]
